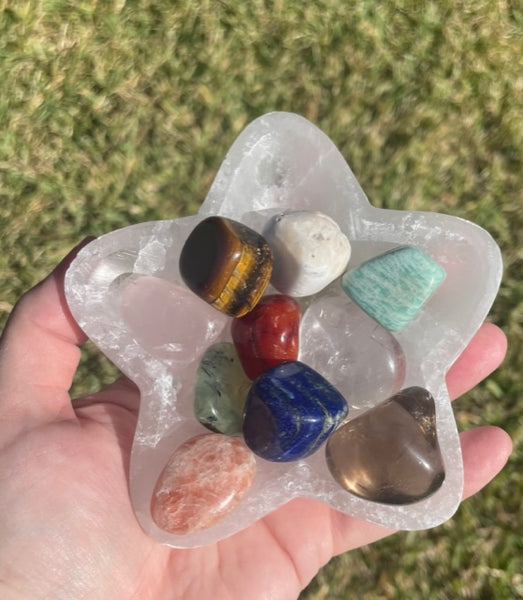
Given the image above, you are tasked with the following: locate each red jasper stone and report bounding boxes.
[231,294,300,380]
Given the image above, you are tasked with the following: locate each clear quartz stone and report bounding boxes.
[300,286,406,411]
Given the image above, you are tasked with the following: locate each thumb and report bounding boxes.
[0,238,93,429]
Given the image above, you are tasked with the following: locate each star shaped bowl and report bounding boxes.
[65,112,502,548]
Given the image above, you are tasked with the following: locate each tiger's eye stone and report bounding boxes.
[243,361,348,462]
[151,433,257,535]
[179,216,273,317]
[194,342,251,435]
[341,246,446,331]
[231,294,300,380]
[326,387,445,504]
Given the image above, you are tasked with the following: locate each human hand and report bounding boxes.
[0,242,512,600]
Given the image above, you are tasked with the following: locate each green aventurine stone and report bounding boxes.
[194,342,251,435]
[341,246,446,331]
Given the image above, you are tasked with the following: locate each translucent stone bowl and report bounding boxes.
[64,112,502,548]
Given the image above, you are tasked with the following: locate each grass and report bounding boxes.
[0,1,521,598]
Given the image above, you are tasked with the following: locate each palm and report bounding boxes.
[0,247,512,600]
[0,382,389,600]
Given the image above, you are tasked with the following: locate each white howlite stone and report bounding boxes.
[64,112,503,549]
[264,210,351,297]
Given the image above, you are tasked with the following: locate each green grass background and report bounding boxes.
[0,1,521,598]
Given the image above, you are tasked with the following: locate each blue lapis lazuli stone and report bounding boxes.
[341,245,446,332]
[242,361,348,462]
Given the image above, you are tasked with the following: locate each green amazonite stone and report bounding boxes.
[194,342,251,435]
[341,246,446,331]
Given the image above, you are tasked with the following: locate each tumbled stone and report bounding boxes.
[179,216,273,317]
[325,387,445,504]
[264,210,351,297]
[151,433,257,535]
[231,294,300,380]
[120,276,228,362]
[300,289,406,409]
[243,361,348,462]
[341,245,446,331]
[194,342,251,435]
